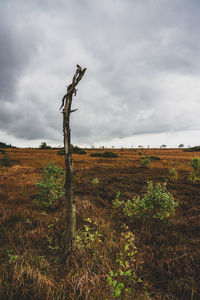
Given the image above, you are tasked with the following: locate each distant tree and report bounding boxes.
[39,142,51,149]
[179,144,184,148]
[160,144,167,149]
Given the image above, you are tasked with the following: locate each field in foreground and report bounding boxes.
[0,148,199,299]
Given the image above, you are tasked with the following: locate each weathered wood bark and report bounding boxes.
[61,65,86,256]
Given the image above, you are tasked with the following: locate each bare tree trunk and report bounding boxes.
[61,65,86,256]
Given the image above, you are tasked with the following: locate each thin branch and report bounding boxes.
[70,109,78,113]
[60,94,67,110]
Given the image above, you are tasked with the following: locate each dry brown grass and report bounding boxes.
[0,148,200,299]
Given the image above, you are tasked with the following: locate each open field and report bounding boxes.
[0,148,200,299]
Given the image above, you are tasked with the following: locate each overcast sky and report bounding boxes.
[0,0,200,148]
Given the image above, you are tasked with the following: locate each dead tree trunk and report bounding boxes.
[60,65,86,256]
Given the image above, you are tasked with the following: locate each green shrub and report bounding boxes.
[183,148,193,152]
[168,167,178,181]
[138,152,142,156]
[90,152,103,157]
[103,151,118,158]
[190,156,200,171]
[91,177,100,185]
[76,150,86,154]
[113,181,178,220]
[184,146,200,152]
[140,157,150,168]
[107,227,143,299]
[74,218,102,250]
[35,161,65,207]
[189,157,200,182]
[90,151,118,158]
[57,145,85,155]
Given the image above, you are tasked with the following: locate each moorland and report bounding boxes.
[0,148,199,299]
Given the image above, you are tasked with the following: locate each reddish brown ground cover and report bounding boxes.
[0,148,199,299]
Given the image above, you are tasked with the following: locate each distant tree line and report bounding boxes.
[39,142,87,154]
[183,146,200,152]
[0,141,16,148]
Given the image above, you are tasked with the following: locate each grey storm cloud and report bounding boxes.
[0,0,200,146]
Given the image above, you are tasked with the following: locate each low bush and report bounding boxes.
[183,146,200,152]
[189,156,200,182]
[57,145,86,155]
[103,151,118,158]
[91,177,100,185]
[35,161,65,207]
[183,148,193,152]
[75,218,102,250]
[90,152,103,157]
[90,151,118,158]
[190,146,200,152]
[107,227,142,298]
[168,167,178,181]
[113,181,178,220]
[140,157,150,168]
[76,150,87,154]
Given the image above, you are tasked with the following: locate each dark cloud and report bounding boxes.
[0,0,200,147]
[0,2,40,102]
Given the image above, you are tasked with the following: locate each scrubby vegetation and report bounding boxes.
[183,146,200,152]
[90,152,103,157]
[90,151,118,158]
[189,156,200,182]
[113,181,178,220]
[168,167,178,181]
[140,157,150,168]
[57,145,86,155]
[35,161,65,207]
[0,148,200,299]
